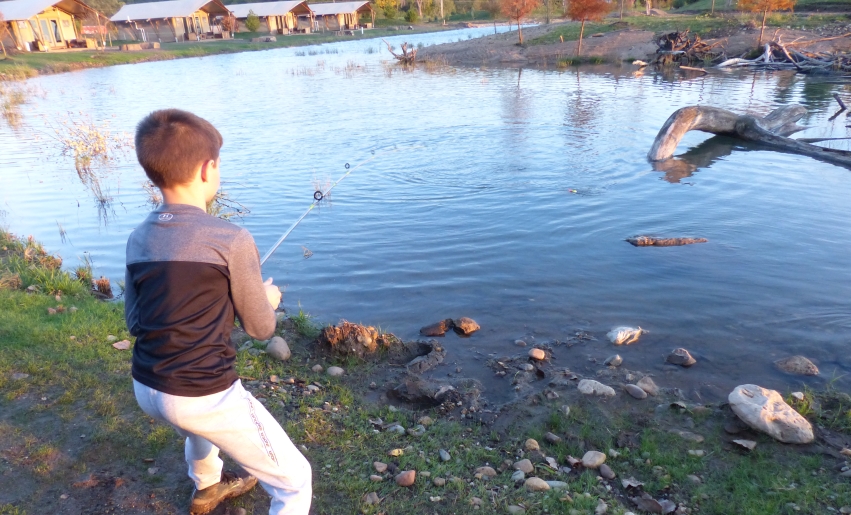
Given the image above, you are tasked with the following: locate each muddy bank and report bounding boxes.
[420,20,851,67]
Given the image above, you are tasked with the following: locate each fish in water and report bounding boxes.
[626,236,707,247]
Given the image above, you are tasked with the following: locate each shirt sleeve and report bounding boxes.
[228,228,277,340]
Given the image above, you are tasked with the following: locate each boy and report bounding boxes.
[124,109,312,515]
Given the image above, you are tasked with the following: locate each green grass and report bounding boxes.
[678,0,851,10]
[528,12,850,46]
[0,26,452,77]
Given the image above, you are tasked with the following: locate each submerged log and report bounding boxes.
[626,236,707,247]
[648,105,851,170]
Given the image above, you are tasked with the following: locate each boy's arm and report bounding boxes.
[230,229,277,340]
[124,255,139,337]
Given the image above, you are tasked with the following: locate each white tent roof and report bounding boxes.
[0,0,97,21]
[110,0,230,22]
[228,1,310,18]
[308,1,370,16]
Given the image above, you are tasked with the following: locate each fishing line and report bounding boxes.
[259,143,421,266]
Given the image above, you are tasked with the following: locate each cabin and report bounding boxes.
[309,1,374,32]
[228,2,314,34]
[110,0,233,43]
[0,0,105,52]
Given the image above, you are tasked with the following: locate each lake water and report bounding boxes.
[2,27,850,402]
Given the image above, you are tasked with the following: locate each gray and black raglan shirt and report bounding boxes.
[125,204,276,397]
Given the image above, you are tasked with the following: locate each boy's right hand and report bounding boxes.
[264,277,282,309]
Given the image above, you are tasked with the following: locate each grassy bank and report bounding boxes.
[3,230,851,514]
[528,12,850,46]
[0,25,450,78]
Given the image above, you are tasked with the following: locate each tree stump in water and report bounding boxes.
[626,236,707,247]
[648,105,851,170]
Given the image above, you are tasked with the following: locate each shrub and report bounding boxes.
[245,10,261,32]
[405,8,419,22]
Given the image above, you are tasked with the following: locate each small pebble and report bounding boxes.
[525,438,539,451]
[514,340,527,347]
[327,366,344,377]
[311,364,323,373]
[433,477,446,487]
[370,474,383,482]
[544,432,562,444]
[524,477,550,491]
[624,384,647,399]
[604,354,623,367]
[599,464,615,479]
[439,449,451,461]
[374,461,387,473]
[395,470,416,487]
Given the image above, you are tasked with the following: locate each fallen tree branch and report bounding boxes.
[382,39,417,64]
[649,105,851,170]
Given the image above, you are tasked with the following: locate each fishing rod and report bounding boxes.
[259,144,416,266]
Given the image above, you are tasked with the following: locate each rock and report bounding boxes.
[470,497,482,507]
[624,384,648,399]
[10,372,29,380]
[636,376,659,396]
[395,470,416,487]
[433,477,446,486]
[528,348,546,360]
[452,317,480,335]
[599,464,615,479]
[775,356,819,376]
[475,466,497,478]
[687,474,701,483]
[687,449,705,457]
[673,430,705,443]
[560,405,571,416]
[582,451,606,469]
[544,432,562,444]
[387,424,405,434]
[732,439,757,451]
[311,364,323,373]
[791,391,805,401]
[522,363,535,371]
[511,470,525,482]
[728,384,814,444]
[420,319,453,336]
[269,375,280,383]
[439,449,451,461]
[546,480,569,490]
[515,339,527,347]
[266,336,291,361]
[514,459,534,473]
[524,477,550,491]
[507,506,526,514]
[841,448,851,457]
[374,462,387,473]
[418,416,434,426]
[106,335,117,342]
[578,379,616,397]
[595,501,608,515]
[666,348,696,367]
[525,438,539,451]
[407,425,426,437]
[363,491,380,505]
[112,340,131,350]
[604,354,623,367]
[47,308,57,315]
[370,474,383,482]
[607,326,642,345]
[406,342,446,374]
[327,366,344,377]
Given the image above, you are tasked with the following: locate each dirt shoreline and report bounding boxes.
[420,20,851,67]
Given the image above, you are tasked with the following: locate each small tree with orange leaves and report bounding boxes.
[0,14,11,59]
[566,0,612,56]
[501,0,540,45]
[739,0,796,47]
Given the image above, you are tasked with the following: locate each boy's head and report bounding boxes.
[135,109,222,196]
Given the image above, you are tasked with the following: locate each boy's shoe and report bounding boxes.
[189,470,258,515]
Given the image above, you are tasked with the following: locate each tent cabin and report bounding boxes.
[110,0,233,42]
[309,1,373,31]
[228,2,314,34]
[0,0,104,51]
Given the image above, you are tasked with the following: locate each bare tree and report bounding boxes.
[501,0,540,44]
[739,0,796,46]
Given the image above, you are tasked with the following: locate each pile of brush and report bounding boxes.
[655,30,724,65]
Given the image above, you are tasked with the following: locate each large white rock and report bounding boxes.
[728,384,814,444]
[578,379,616,397]
[266,336,291,361]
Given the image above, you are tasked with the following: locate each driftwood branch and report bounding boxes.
[382,39,416,64]
[648,105,851,170]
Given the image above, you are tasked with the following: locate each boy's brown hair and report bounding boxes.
[135,109,223,188]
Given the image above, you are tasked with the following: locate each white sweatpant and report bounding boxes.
[133,379,312,515]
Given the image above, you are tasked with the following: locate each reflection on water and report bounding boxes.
[2,32,851,401]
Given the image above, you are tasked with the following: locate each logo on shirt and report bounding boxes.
[158,213,174,221]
